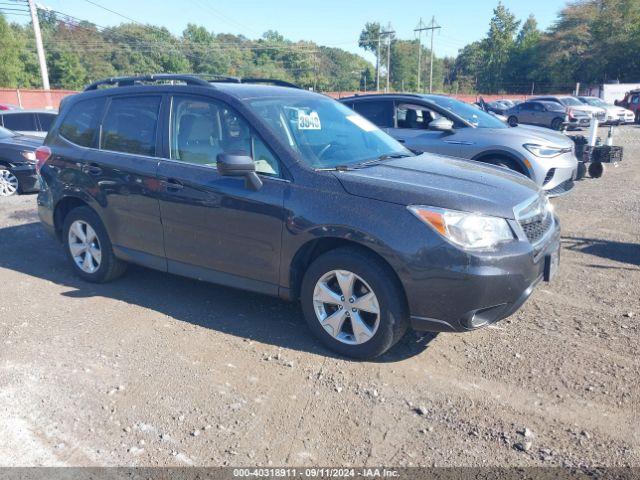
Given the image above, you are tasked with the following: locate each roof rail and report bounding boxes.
[204,76,300,89]
[84,74,211,91]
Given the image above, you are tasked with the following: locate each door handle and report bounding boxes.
[397,139,406,143]
[162,178,184,191]
[82,163,102,175]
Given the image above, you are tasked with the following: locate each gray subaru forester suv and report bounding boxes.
[341,94,579,197]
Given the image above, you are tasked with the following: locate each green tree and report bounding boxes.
[482,2,520,92]
[0,15,26,87]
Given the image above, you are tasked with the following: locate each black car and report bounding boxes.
[0,126,42,196]
[37,74,561,359]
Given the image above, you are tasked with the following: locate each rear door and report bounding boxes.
[517,102,535,124]
[81,94,165,264]
[156,94,286,292]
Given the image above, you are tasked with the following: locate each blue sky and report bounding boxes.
[17,0,568,60]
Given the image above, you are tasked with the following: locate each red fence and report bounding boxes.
[0,88,78,110]
[0,88,567,110]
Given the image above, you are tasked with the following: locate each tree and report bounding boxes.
[482,2,520,92]
[0,15,26,87]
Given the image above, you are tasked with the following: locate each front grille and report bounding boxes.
[520,213,553,244]
[515,196,554,245]
[546,179,575,197]
[543,168,555,185]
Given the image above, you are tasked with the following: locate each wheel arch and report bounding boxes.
[472,150,529,176]
[286,237,408,309]
[53,195,94,241]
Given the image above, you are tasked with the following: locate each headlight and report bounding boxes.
[523,144,565,158]
[21,151,37,162]
[408,206,515,250]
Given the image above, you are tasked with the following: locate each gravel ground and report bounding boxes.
[0,126,638,468]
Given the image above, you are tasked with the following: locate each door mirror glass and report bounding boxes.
[217,152,263,191]
[428,117,454,132]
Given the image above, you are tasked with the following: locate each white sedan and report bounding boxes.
[578,96,636,124]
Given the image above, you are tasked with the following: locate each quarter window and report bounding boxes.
[59,98,104,147]
[100,96,161,156]
[170,96,280,176]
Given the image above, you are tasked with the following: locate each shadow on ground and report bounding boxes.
[562,236,640,267]
[0,221,435,362]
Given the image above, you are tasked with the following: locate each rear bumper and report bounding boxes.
[405,218,561,333]
[11,164,39,193]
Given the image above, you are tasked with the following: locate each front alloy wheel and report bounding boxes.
[0,168,19,196]
[313,270,380,345]
[68,220,102,274]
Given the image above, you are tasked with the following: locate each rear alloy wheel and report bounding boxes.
[551,118,563,131]
[63,206,127,283]
[301,247,408,359]
[508,116,518,127]
[0,167,19,197]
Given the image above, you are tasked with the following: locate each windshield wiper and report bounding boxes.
[315,153,412,172]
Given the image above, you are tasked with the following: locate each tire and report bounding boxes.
[551,118,563,131]
[507,116,518,127]
[0,166,19,197]
[635,111,640,124]
[300,246,408,359]
[62,206,127,283]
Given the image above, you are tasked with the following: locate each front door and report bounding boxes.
[157,95,286,294]
[387,103,462,156]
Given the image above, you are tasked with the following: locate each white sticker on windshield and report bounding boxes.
[346,114,377,132]
[298,111,322,130]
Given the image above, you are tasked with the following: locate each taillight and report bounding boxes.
[35,146,52,174]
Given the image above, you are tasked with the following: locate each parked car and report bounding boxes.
[0,109,58,138]
[614,89,640,123]
[577,96,635,124]
[340,93,578,196]
[0,126,42,196]
[532,95,606,123]
[0,103,21,111]
[36,74,561,359]
[486,99,514,116]
[506,100,591,130]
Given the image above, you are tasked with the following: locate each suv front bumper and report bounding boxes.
[406,217,561,333]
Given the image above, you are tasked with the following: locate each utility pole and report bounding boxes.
[425,16,441,94]
[27,0,50,92]
[414,18,428,92]
[376,35,381,92]
[379,24,395,93]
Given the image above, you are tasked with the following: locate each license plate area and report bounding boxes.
[544,248,560,282]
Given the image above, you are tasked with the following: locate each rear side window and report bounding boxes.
[101,96,161,156]
[59,98,104,147]
[3,113,37,131]
[37,113,57,132]
[520,103,534,111]
[353,101,393,128]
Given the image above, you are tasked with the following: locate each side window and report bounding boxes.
[532,103,544,112]
[170,96,280,176]
[353,101,393,128]
[101,96,161,156]
[632,95,640,104]
[521,103,533,111]
[396,104,438,130]
[3,113,37,131]
[37,113,56,132]
[59,98,104,147]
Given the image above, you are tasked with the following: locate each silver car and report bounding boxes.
[577,96,636,124]
[340,93,578,197]
[506,100,591,130]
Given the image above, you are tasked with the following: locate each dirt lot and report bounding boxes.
[0,126,638,469]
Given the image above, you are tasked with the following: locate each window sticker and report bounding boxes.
[297,111,322,130]
[346,114,377,132]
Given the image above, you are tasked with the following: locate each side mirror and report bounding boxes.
[429,117,454,132]
[217,152,263,191]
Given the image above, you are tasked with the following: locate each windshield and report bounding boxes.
[426,96,507,129]
[0,126,16,139]
[247,96,411,169]
[582,97,607,107]
[559,97,583,107]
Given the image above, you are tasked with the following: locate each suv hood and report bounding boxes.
[0,134,43,149]
[333,154,540,220]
